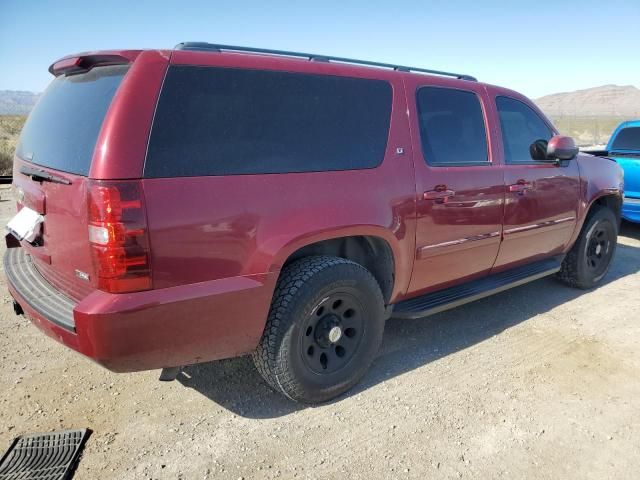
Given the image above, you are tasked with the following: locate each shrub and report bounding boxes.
[0,115,27,175]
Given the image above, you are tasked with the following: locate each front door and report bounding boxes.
[490,94,580,270]
[405,80,504,296]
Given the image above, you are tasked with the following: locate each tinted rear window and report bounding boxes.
[17,65,128,176]
[144,66,392,177]
[611,127,640,151]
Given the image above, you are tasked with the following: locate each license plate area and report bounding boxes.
[6,206,44,243]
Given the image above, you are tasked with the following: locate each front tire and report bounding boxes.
[252,256,385,403]
[557,206,618,289]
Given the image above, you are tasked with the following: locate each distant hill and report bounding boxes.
[535,85,640,117]
[0,90,40,115]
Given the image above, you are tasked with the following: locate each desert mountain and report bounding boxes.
[535,85,640,117]
[0,90,40,115]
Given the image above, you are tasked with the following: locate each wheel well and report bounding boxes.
[590,194,622,225]
[283,236,395,303]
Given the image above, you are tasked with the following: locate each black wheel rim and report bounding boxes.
[300,292,365,375]
[585,220,614,277]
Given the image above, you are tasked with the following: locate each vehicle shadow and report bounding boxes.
[178,241,640,419]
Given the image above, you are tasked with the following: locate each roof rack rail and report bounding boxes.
[174,42,477,82]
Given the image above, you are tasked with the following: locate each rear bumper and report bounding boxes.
[5,247,275,372]
[622,197,640,223]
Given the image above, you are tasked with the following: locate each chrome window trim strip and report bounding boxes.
[504,216,575,235]
[418,231,501,253]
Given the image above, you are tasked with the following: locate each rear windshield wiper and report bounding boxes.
[19,165,72,185]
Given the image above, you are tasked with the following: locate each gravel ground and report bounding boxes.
[0,189,639,479]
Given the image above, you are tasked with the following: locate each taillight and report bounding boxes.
[87,180,152,293]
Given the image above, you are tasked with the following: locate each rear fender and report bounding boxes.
[262,223,409,303]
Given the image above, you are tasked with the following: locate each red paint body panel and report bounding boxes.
[569,153,625,245]
[5,48,624,373]
[495,162,580,269]
[90,50,171,180]
[8,267,276,371]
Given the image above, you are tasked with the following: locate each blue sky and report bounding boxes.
[0,0,638,98]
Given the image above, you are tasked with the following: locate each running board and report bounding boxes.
[392,257,562,320]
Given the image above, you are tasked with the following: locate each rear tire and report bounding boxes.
[557,206,618,289]
[252,256,385,403]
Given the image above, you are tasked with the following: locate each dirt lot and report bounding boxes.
[0,190,638,480]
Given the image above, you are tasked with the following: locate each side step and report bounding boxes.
[392,257,562,320]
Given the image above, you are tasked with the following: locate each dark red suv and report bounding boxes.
[5,43,624,403]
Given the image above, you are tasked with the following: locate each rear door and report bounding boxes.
[405,78,504,296]
[490,93,580,270]
[11,64,130,300]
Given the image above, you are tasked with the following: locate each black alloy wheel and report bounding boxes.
[300,292,365,375]
[252,255,386,403]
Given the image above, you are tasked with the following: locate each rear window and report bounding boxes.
[144,66,392,177]
[17,65,128,176]
[611,127,640,151]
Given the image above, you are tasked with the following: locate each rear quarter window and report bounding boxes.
[144,66,392,177]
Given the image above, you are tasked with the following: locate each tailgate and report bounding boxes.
[10,64,130,301]
[12,165,93,300]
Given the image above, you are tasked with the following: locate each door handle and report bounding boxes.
[424,186,456,202]
[508,180,533,195]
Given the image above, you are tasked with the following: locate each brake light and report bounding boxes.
[87,180,152,293]
[49,54,131,76]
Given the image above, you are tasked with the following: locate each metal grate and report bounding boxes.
[0,429,90,480]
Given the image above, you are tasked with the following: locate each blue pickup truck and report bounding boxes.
[605,121,640,223]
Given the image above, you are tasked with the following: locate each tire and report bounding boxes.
[557,206,618,289]
[252,255,385,403]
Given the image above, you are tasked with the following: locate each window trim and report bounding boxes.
[496,95,555,166]
[415,85,492,168]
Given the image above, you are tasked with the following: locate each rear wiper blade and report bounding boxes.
[20,165,72,185]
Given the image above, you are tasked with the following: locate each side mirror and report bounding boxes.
[546,135,578,161]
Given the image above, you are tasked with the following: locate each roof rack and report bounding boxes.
[174,42,477,82]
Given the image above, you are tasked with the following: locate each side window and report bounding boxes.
[496,96,553,163]
[145,66,392,177]
[416,87,489,166]
[610,127,640,151]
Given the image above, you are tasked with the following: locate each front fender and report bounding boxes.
[569,154,624,245]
